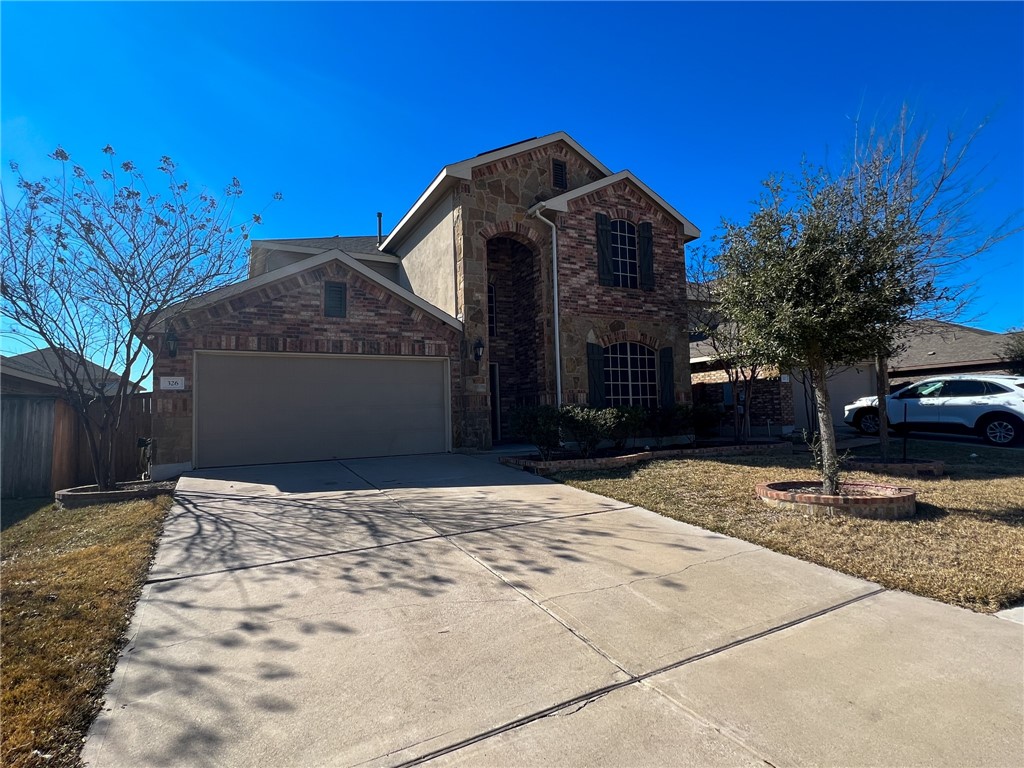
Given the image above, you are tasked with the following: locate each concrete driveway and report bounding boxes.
[84,454,1022,767]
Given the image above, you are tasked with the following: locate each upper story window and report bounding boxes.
[487,283,497,337]
[552,159,568,190]
[323,282,347,318]
[596,213,655,291]
[610,220,638,289]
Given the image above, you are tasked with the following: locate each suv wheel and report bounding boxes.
[854,408,880,435]
[978,414,1023,446]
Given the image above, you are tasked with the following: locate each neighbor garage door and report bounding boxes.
[194,352,449,468]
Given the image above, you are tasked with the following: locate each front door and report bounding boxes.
[489,363,501,442]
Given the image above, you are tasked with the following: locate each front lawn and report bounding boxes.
[557,440,1024,613]
[1,496,170,768]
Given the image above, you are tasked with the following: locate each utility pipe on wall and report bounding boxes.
[528,203,562,407]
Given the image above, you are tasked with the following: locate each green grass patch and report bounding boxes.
[1,496,170,768]
[557,440,1024,613]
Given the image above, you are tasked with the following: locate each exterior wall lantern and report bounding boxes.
[165,326,179,358]
[473,338,485,362]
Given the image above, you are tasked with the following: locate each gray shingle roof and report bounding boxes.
[1,348,120,392]
[889,320,1007,372]
[262,236,382,257]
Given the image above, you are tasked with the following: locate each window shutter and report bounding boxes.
[659,346,674,408]
[596,213,613,287]
[639,222,654,291]
[587,343,607,407]
[324,282,347,318]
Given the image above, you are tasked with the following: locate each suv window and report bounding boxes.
[984,382,1012,395]
[898,381,945,399]
[941,380,988,397]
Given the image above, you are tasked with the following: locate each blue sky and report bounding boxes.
[2,1,1022,345]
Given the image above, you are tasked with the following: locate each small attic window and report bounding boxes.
[552,159,568,190]
[324,282,347,318]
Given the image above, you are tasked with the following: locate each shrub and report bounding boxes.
[691,402,721,439]
[511,405,562,460]
[609,406,647,449]
[647,405,693,446]
[559,405,615,458]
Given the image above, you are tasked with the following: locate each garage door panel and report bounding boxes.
[195,353,448,468]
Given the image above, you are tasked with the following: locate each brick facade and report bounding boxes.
[151,135,698,469]
[453,142,692,444]
[150,260,462,467]
[691,366,795,428]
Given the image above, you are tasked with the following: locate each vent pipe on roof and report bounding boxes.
[377,212,383,246]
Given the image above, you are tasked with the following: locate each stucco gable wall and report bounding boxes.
[395,195,459,317]
[152,261,464,468]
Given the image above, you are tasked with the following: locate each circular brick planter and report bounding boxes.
[755,480,916,520]
[846,457,944,477]
[55,481,175,509]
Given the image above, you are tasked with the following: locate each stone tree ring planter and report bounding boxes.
[756,481,916,520]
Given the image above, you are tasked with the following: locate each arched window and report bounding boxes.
[603,342,657,407]
[610,219,638,288]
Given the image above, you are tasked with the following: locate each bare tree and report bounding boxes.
[1,145,279,489]
[687,246,765,442]
[844,107,1021,460]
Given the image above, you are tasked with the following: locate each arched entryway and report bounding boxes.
[486,235,545,442]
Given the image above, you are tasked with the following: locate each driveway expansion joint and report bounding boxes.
[397,587,888,766]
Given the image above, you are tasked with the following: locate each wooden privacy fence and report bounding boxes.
[1,393,153,498]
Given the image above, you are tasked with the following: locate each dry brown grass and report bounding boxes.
[557,440,1024,614]
[1,496,170,768]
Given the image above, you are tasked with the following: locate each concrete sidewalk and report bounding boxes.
[83,454,1023,767]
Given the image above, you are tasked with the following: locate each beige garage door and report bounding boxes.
[194,352,450,468]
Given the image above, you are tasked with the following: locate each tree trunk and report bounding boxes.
[741,375,755,442]
[809,362,841,495]
[875,354,891,462]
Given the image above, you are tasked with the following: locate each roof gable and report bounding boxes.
[381,132,612,252]
[530,171,701,242]
[150,249,462,333]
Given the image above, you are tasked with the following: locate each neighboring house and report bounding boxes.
[689,311,1015,435]
[0,348,122,396]
[146,132,701,478]
[887,320,1012,385]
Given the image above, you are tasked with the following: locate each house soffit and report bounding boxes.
[380,131,613,253]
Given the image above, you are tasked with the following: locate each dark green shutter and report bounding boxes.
[659,346,674,408]
[587,343,606,407]
[596,213,613,286]
[639,222,654,291]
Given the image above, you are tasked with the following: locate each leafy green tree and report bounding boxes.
[718,108,1020,490]
[716,169,914,493]
[1,146,278,489]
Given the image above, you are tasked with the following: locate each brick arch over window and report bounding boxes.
[597,328,662,350]
[478,221,544,251]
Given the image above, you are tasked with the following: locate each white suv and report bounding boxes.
[843,374,1024,446]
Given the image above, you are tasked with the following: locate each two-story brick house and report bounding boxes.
[146,132,700,479]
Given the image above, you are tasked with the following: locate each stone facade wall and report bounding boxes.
[150,260,463,467]
[456,140,607,447]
